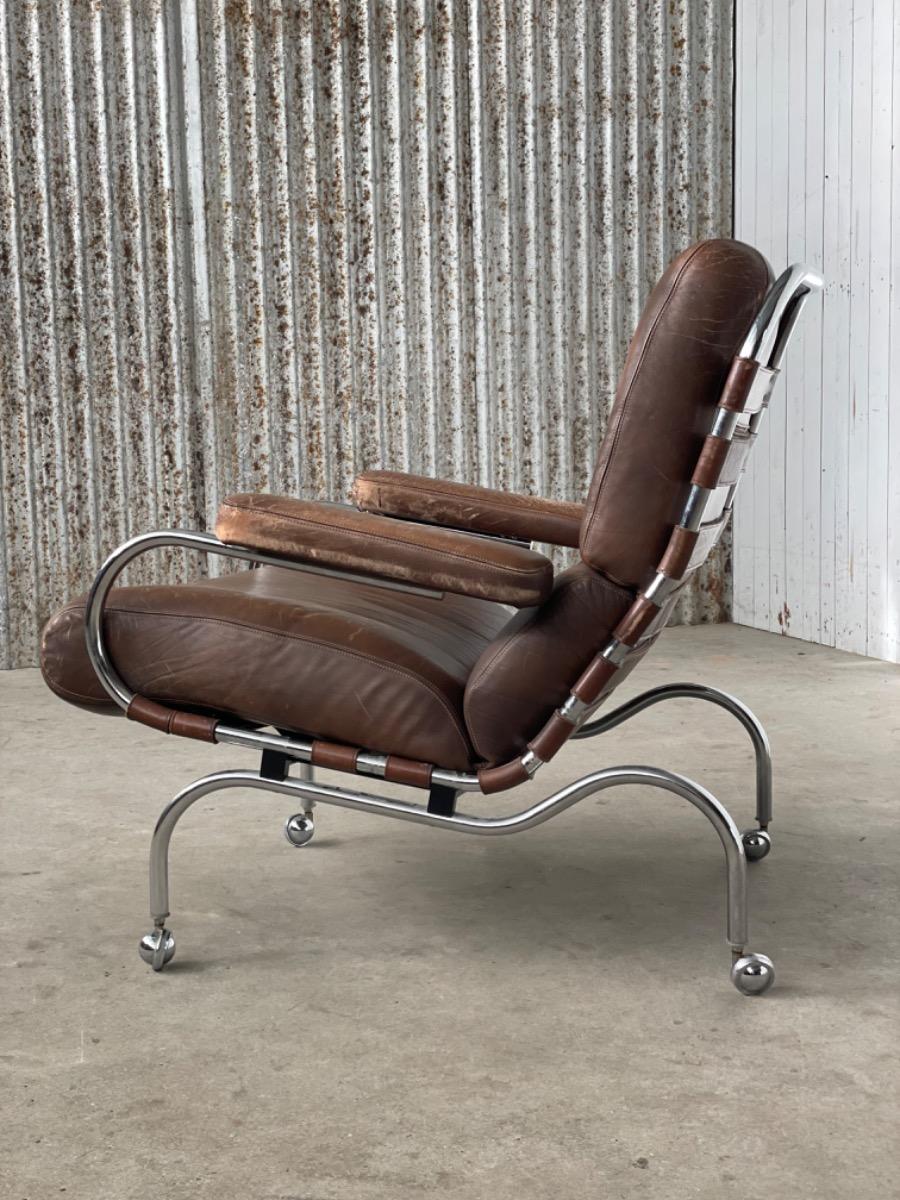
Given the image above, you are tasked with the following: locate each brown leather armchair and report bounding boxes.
[40,240,822,994]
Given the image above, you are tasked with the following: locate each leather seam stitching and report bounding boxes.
[86,606,474,761]
[581,241,711,559]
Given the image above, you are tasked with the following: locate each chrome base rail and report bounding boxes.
[573,682,773,829]
[137,762,774,995]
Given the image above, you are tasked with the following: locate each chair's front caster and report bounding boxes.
[741,828,772,862]
[284,812,315,847]
[139,927,176,971]
[731,952,775,995]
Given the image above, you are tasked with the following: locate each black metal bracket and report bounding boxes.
[426,783,459,816]
[260,749,293,782]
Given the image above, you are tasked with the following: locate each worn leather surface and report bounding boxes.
[580,239,772,588]
[352,471,584,548]
[40,566,512,770]
[216,494,553,608]
[463,563,635,764]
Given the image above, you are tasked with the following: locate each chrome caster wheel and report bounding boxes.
[731,952,775,996]
[284,812,315,847]
[741,829,772,862]
[139,927,176,972]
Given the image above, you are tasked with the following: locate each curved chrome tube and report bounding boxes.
[84,529,443,711]
[572,682,772,827]
[739,262,824,368]
[148,763,749,949]
[82,529,482,793]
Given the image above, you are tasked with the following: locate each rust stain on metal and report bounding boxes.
[0,0,733,667]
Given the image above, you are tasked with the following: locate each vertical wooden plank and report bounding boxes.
[887,0,900,662]
[783,0,807,641]
[820,0,853,649]
[766,0,790,635]
[842,0,873,654]
[864,0,893,660]
[732,0,756,627]
[750,0,774,631]
[801,2,826,644]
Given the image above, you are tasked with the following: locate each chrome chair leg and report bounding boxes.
[137,763,773,992]
[139,773,234,971]
[573,681,773,856]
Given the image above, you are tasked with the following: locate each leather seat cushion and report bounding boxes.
[40,566,512,771]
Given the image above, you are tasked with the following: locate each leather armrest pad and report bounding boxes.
[216,494,554,608]
[352,471,584,548]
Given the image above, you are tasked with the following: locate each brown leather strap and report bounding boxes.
[718,357,760,412]
[527,711,574,762]
[311,740,360,772]
[478,758,530,794]
[126,695,218,743]
[571,656,618,705]
[613,594,659,646]
[384,755,433,789]
[691,435,731,489]
[658,526,699,580]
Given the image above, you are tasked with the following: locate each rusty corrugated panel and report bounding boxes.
[0,0,733,669]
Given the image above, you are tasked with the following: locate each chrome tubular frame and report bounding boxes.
[147,763,750,950]
[573,682,772,829]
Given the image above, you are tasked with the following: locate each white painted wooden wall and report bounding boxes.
[734,0,900,662]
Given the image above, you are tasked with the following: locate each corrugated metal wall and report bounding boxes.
[0,0,734,669]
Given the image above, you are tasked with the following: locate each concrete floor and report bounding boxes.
[2,624,898,1199]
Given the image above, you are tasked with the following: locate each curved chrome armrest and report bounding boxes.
[84,529,447,712]
[82,529,483,790]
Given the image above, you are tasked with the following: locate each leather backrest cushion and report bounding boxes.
[463,563,634,765]
[580,239,772,588]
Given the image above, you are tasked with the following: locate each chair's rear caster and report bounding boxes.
[741,829,772,862]
[730,952,774,995]
[139,927,176,971]
[284,812,315,847]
